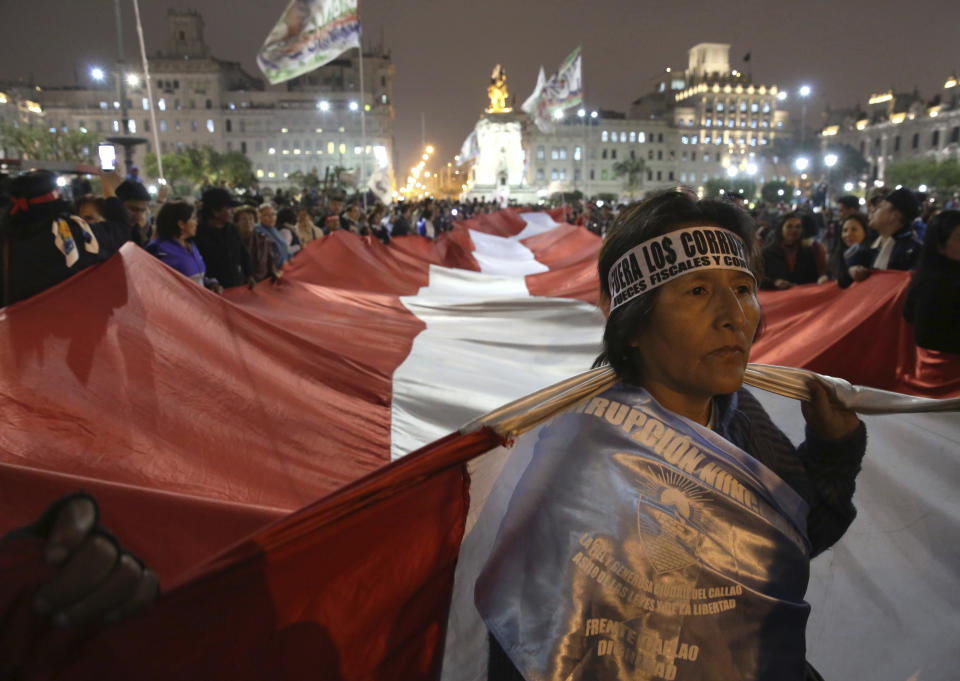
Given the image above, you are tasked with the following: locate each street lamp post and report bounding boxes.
[798,84,812,147]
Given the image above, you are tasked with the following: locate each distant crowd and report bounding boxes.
[1,169,957,355]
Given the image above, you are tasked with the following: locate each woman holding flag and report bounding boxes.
[477,190,865,681]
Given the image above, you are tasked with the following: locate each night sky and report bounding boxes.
[1,0,955,178]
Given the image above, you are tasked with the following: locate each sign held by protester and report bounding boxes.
[257,0,360,85]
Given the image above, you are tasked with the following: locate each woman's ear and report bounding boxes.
[598,290,611,319]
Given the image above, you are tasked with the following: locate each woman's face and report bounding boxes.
[235,212,256,235]
[841,219,867,247]
[942,225,960,261]
[781,217,803,246]
[632,268,761,401]
[178,212,198,239]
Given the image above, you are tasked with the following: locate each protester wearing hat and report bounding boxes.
[194,187,255,289]
[849,188,923,282]
[478,190,865,681]
[115,179,153,245]
[0,170,130,306]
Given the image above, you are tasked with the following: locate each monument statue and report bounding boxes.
[486,64,512,114]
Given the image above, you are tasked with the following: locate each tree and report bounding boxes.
[0,122,100,163]
[886,157,960,193]
[144,146,254,191]
[704,178,730,198]
[761,180,793,203]
[612,158,645,200]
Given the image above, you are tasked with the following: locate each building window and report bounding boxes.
[536,145,544,160]
[327,141,335,153]
[763,102,771,113]
[339,143,346,154]
[551,148,559,160]
[205,99,212,109]
[648,149,654,160]
[751,103,759,112]
[207,119,215,133]
[704,152,710,162]
[601,170,608,180]
[629,131,636,142]
[159,119,166,132]
[658,133,663,142]
[647,170,653,181]
[574,168,581,181]
[602,149,608,159]
[620,132,626,143]
[668,171,675,180]
[932,130,940,148]
[691,151,697,160]
[574,146,581,161]
[912,133,919,149]
[638,132,646,143]
[894,136,901,151]
[158,98,166,111]
[559,147,567,160]
[241,141,247,154]
[657,171,662,181]
[226,119,232,132]
[705,119,712,127]
[657,150,663,160]
[601,130,609,142]
[681,136,689,144]
[611,149,617,159]
[112,120,120,132]
[590,169,595,180]
[143,119,150,132]
[630,150,636,160]
[536,168,544,182]
[951,127,960,143]
[560,168,567,180]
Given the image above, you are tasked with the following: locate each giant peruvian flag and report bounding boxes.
[0,210,958,679]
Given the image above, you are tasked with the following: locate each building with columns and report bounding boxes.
[30,9,395,190]
[819,77,960,183]
[514,42,790,201]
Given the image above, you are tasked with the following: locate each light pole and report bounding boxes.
[577,108,586,196]
[799,84,812,147]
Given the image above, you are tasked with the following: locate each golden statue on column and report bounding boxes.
[486,64,512,114]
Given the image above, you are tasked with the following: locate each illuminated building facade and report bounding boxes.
[819,77,960,183]
[29,10,395,189]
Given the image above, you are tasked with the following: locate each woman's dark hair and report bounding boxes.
[155,201,195,240]
[919,209,960,268]
[594,189,763,383]
[826,212,871,280]
[276,207,296,226]
[767,211,815,246]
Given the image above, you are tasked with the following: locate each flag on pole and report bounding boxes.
[522,47,583,133]
[257,0,361,85]
[366,166,392,204]
[458,129,479,165]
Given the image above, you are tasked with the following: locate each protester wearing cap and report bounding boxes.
[194,188,254,289]
[0,170,130,306]
[849,188,923,282]
[479,190,865,681]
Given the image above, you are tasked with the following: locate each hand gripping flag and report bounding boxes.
[257,0,361,85]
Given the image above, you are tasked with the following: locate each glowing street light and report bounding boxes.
[590,110,598,119]
[348,100,359,111]
[918,184,928,193]
[553,109,564,121]
[726,165,738,177]
[126,73,139,87]
[422,153,429,161]
[317,99,330,111]
[91,67,105,81]
[425,145,434,154]
[824,153,838,167]
[843,182,855,192]
[745,163,758,176]
[776,91,787,101]
[794,156,810,172]
[577,108,586,118]
[799,85,812,98]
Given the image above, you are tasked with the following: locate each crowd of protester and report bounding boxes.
[0,169,957,354]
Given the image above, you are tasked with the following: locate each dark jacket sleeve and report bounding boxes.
[731,390,867,556]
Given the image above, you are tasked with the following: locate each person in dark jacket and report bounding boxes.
[849,188,923,282]
[826,212,871,288]
[391,203,414,237]
[485,191,865,681]
[761,212,823,289]
[194,187,254,289]
[903,210,960,353]
[115,179,153,245]
[1,170,130,306]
